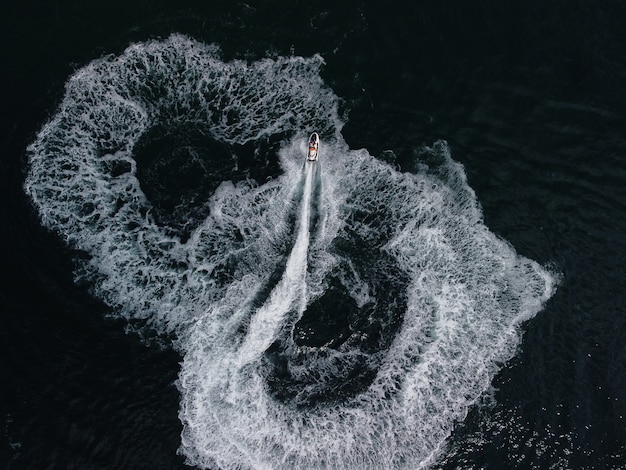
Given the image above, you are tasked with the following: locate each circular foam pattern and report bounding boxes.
[25,35,558,469]
[25,34,342,335]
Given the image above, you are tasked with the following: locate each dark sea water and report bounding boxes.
[2,1,625,469]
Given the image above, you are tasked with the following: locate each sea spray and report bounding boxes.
[25,34,558,469]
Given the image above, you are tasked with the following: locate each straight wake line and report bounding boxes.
[236,163,314,365]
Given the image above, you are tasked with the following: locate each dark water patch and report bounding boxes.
[133,125,290,241]
[294,277,356,349]
[261,225,412,408]
[133,124,236,239]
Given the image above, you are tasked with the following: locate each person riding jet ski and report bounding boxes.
[307,132,319,162]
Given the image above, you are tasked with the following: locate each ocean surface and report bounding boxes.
[2,1,625,469]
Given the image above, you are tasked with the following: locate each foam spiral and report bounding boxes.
[25,34,557,469]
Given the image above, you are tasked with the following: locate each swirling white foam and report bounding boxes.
[25,34,558,469]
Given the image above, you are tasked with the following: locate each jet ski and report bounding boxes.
[306,132,319,162]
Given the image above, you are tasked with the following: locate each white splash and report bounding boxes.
[25,34,558,469]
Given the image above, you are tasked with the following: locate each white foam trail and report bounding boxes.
[178,142,558,470]
[237,164,313,365]
[24,35,559,470]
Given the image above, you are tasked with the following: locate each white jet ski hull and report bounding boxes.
[306,132,319,162]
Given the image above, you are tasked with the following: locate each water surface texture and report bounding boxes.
[2,2,625,469]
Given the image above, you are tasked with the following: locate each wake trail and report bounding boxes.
[24,35,559,470]
[237,163,314,365]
